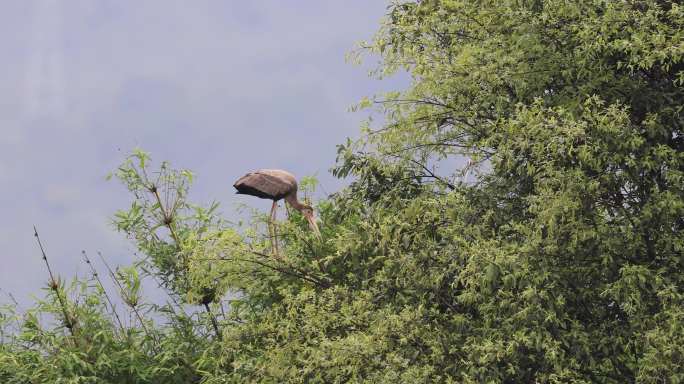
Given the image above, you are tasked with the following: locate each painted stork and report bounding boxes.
[233,169,321,253]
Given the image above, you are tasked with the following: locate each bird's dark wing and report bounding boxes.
[233,171,294,200]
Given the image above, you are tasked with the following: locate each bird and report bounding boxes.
[233,169,321,255]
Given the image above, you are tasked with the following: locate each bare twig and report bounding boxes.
[195,251,329,288]
[33,226,77,336]
[203,302,222,339]
[82,250,125,333]
[151,185,182,246]
[97,252,153,341]
[147,272,184,313]
[0,288,20,307]
[410,158,456,190]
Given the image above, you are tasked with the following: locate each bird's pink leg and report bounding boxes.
[270,200,280,257]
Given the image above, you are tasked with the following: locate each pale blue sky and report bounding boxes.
[0,1,405,304]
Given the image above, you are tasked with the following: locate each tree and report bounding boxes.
[330,1,683,381]
[209,0,683,381]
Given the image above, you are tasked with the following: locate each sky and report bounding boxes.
[0,1,406,306]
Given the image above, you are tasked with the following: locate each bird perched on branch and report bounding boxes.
[234,169,321,255]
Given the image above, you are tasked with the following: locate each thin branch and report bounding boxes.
[407,158,456,190]
[147,272,184,313]
[203,302,222,339]
[0,288,20,308]
[381,142,469,156]
[97,252,154,342]
[82,250,125,334]
[150,185,182,246]
[195,251,329,288]
[33,226,77,336]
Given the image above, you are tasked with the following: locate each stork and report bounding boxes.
[233,169,321,255]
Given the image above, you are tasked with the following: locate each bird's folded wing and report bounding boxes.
[234,172,292,199]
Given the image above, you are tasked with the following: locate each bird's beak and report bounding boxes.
[305,214,321,239]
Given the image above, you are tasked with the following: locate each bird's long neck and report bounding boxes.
[284,193,306,212]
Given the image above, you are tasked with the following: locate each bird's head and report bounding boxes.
[300,204,321,238]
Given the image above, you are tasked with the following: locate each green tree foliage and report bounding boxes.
[2,1,683,382]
